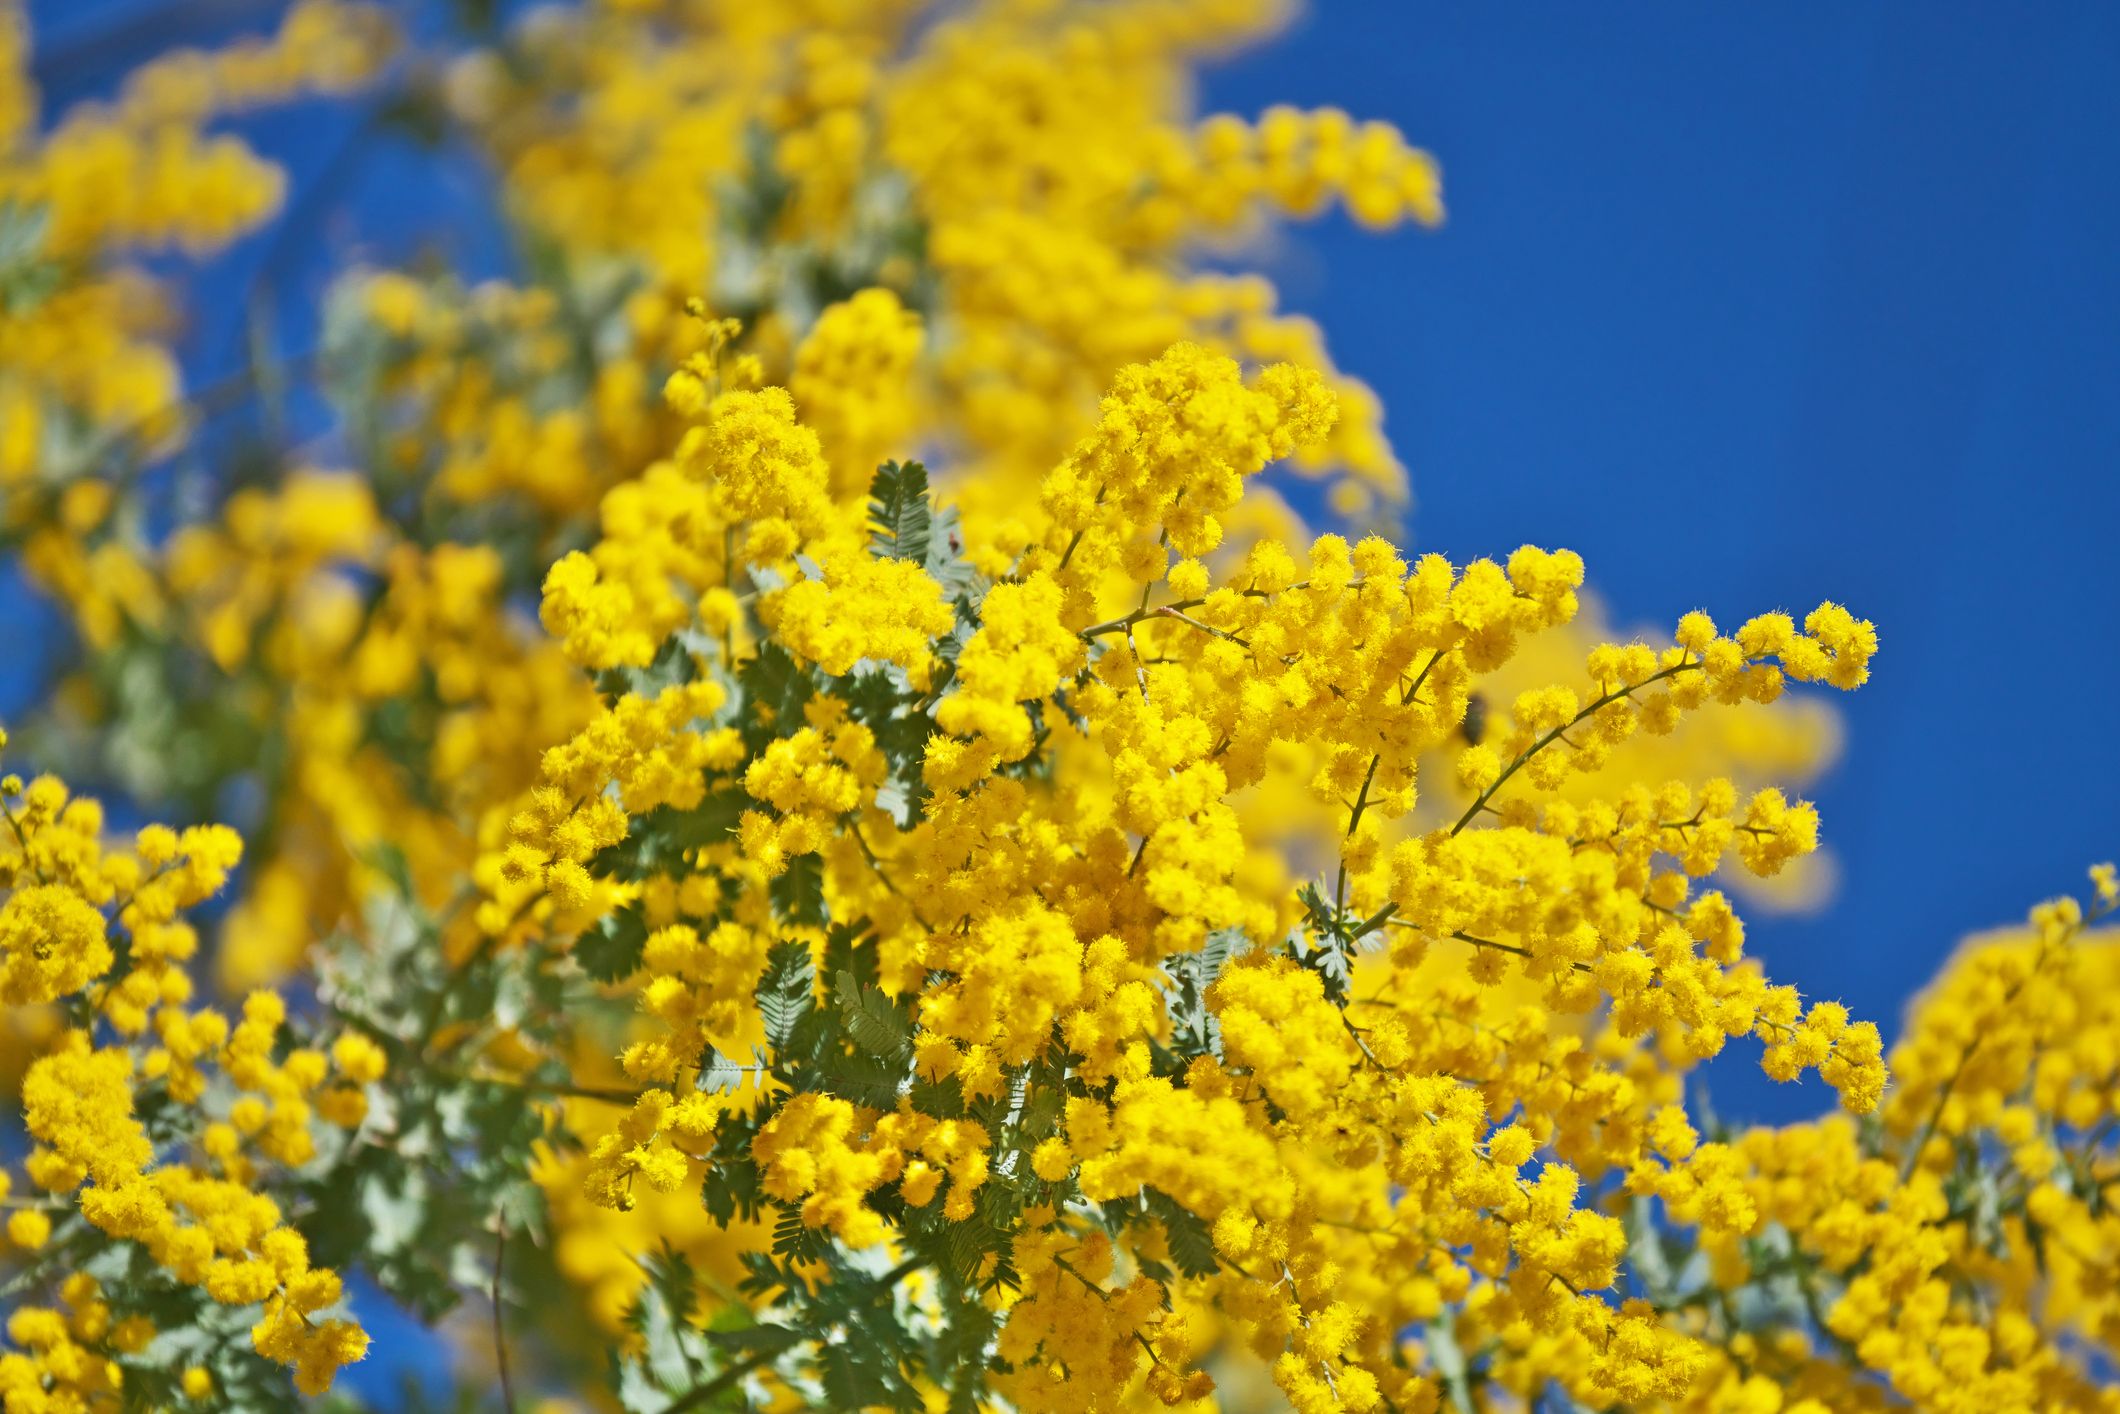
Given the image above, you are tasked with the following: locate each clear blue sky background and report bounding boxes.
[11,1,2120,1398]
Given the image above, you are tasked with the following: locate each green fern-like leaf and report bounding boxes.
[756,939,817,1050]
[868,459,933,564]
[738,641,815,753]
[835,970,911,1061]
[771,853,827,927]
[772,1204,833,1262]
[698,1044,768,1095]
[1144,1189,1219,1279]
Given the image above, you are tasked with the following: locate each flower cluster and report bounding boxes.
[0,731,381,1396]
[473,337,1913,1412]
[0,0,2106,1409]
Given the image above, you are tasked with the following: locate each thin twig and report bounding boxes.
[494,1224,517,1414]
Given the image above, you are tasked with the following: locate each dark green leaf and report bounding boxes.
[579,905,650,983]
[823,920,877,990]
[702,1123,765,1225]
[593,791,748,882]
[839,668,936,827]
[698,1323,804,1354]
[909,1074,966,1119]
[1144,1189,1219,1279]
[738,642,815,753]
[771,853,827,928]
[836,971,911,1062]
[772,1204,834,1263]
[821,1049,906,1110]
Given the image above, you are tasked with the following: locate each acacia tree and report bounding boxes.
[0,3,2113,1412]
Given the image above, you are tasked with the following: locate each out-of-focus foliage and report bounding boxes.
[0,2,2113,1412]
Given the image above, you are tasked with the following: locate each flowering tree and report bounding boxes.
[0,3,2113,1411]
